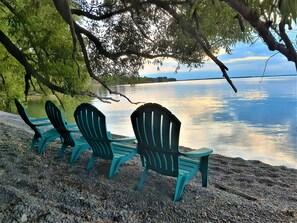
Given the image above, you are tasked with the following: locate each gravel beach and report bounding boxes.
[0,111,296,223]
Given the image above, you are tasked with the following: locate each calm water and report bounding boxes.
[26,76,297,168]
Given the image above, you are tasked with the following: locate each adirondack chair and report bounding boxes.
[44,100,90,160]
[74,103,137,178]
[130,103,213,201]
[14,98,60,151]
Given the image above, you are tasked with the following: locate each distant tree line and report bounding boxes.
[99,74,176,86]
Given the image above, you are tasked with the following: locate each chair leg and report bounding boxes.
[108,158,121,179]
[38,137,48,155]
[70,145,89,164]
[38,136,57,155]
[174,174,187,202]
[136,166,148,191]
[86,156,96,170]
[140,156,146,167]
[56,144,68,158]
[200,155,209,187]
[70,147,78,164]
[31,136,39,150]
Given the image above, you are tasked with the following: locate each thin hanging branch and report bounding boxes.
[0,71,6,90]
[75,29,141,104]
[52,0,77,55]
[260,52,279,83]
[52,90,66,110]
[52,0,81,78]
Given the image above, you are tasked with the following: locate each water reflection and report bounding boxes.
[94,76,297,168]
[25,76,297,168]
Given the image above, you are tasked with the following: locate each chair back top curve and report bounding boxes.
[45,100,75,147]
[74,103,113,159]
[14,98,42,138]
[131,103,181,177]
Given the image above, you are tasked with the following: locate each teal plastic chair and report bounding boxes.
[74,103,137,179]
[14,98,60,151]
[44,100,90,159]
[130,103,213,201]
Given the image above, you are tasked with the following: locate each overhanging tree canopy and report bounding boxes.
[0,0,296,108]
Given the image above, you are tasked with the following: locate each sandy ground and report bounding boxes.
[0,111,297,223]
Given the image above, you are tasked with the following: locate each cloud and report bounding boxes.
[139,58,178,75]
[223,56,269,63]
[140,58,218,76]
[140,40,296,79]
[215,48,227,56]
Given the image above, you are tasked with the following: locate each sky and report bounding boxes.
[139,40,297,80]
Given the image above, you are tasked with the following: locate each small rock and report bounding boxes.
[201,212,207,218]
[20,213,28,222]
[0,169,4,177]
[286,210,297,218]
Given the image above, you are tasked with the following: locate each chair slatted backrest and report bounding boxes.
[74,103,113,160]
[131,103,181,177]
[14,99,42,138]
[45,100,75,147]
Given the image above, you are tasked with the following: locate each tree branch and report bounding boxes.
[147,0,237,92]
[0,29,122,102]
[223,0,297,69]
[74,22,175,60]
[71,6,133,20]
[0,30,67,93]
[75,29,141,104]
[0,0,16,13]
[279,21,297,69]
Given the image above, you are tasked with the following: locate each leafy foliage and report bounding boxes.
[279,0,297,27]
[0,0,89,110]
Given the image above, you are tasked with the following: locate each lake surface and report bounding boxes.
[26,76,297,168]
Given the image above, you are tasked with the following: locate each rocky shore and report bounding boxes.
[0,111,296,223]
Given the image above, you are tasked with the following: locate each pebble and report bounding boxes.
[0,169,4,178]
[20,214,27,222]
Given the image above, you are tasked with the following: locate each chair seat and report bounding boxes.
[42,128,59,137]
[178,157,199,176]
[74,136,88,144]
[112,143,137,159]
[112,142,137,158]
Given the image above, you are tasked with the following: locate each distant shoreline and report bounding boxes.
[175,73,297,82]
[132,73,296,86]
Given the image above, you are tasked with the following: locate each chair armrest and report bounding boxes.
[30,117,52,126]
[107,131,136,143]
[66,124,80,132]
[180,147,213,158]
[111,142,137,150]
[111,137,136,143]
[35,122,52,127]
[69,129,81,133]
[67,123,78,129]
[31,117,49,122]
